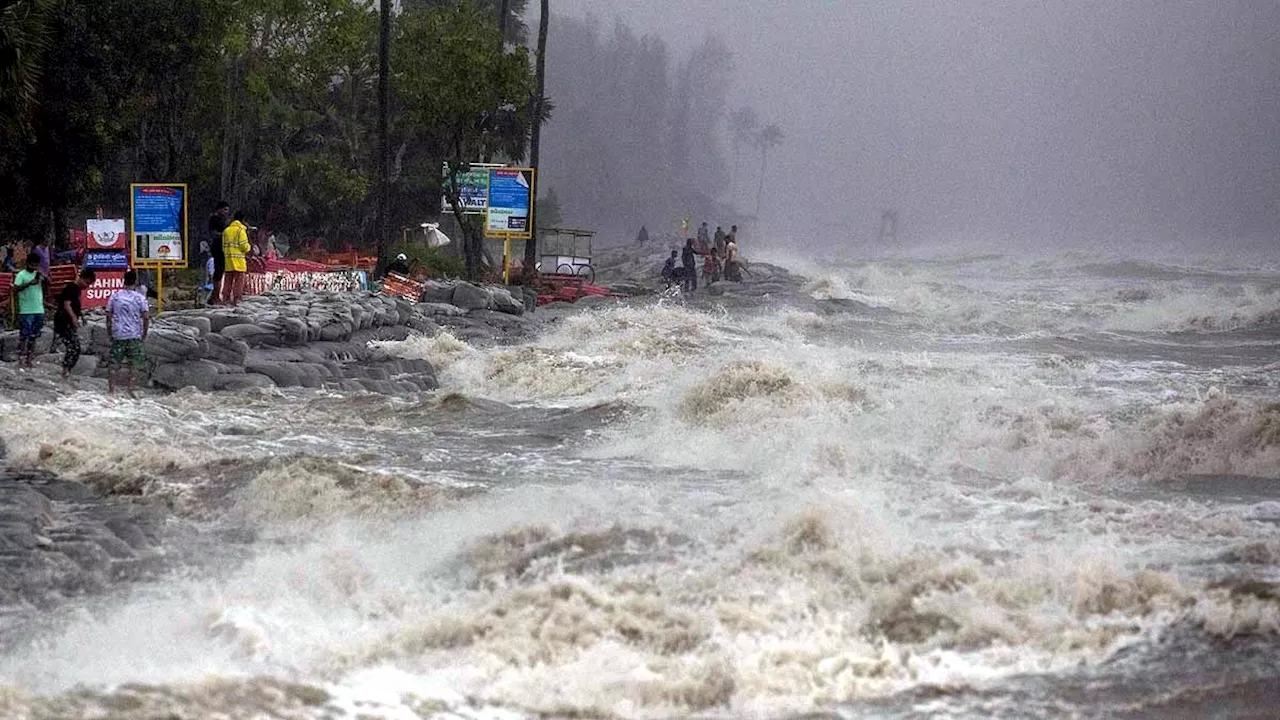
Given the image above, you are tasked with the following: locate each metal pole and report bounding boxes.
[523,0,549,273]
[377,0,392,276]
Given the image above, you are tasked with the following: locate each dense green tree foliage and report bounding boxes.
[0,0,539,274]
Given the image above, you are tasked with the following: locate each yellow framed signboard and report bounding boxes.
[130,183,189,267]
[485,168,534,240]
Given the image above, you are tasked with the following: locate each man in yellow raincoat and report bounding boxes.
[220,211,251,306]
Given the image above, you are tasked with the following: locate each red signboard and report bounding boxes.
[82,271,126,310]
[87,218,127,251]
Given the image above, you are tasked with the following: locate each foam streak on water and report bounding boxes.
[2,251,1280,718]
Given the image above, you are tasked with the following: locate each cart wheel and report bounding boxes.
[576,265,595,284]
[556,263,575,277]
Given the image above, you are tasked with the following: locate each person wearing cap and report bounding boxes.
[387,253,411,277]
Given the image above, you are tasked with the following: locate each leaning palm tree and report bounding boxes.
[0,0,54,132]
[755,123,784,217]
[727,107,758,202]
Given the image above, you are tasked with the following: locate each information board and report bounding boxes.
[442,163,502,214]
[130,183,188,266]
[485,168,534,239]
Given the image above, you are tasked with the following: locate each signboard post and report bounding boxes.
[485,168,534,284]
[129,183,188,312]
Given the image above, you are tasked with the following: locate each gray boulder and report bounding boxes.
[451,282,491,311]
[170,316,212,336]
[145,327,203,364]
[421,280,455,305]
[151,359,225,391]
[70,354,99,377]
[418,302,466,317]
[490,288,525,316]
[207,312,253,333]
[220,323,280,348]
[245,361,304,388]
[211,373,275,391]
[203,332,249,366]
[408,316,442,335]
[319,320,353,342]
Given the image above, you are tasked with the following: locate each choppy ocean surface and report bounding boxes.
[2,250,1279,718]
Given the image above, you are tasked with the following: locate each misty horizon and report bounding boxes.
[541,0,1280,251]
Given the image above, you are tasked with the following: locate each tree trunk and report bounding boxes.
[523,0,549,276]
[756,147,767,217]
[376,0,392,277]
[444,161,483,280]
[498,0,510,42]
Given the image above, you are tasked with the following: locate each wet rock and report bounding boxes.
[207,311,253,334]
[319,320,353,342]
[468,309,530,332]
[245,361,304,388]
[490,288,525,316]
[70,354,99,377]
[170,316,212,336]
[451,282,492,311]
[220,323,280,347]
[211,373,275,391]
[418,302,466,317]
[421,280,455,305]
[203,332,249,366]
[407,316,442,335]
[145,327,203,363]
[0,330,18,362]
[151,359,226,392]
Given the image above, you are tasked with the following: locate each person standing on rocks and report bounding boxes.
[714,226,726,255]
[106,269,149,397]
[723,233,742,282]
[682,239,700,292]
[661,250,678,288]
[220,210,251,306]
[697,222,710,252]
[13,251,47,369]
[54,268,95,378]
[206,201,230,305]
[387,253,411,277]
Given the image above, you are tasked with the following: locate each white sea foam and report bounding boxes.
[3,253,1279,718]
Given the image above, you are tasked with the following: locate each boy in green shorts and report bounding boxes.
[13,251,47,368]
[105,269,150,397]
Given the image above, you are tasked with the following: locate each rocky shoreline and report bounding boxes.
[0,244,810,635]
[0,281,540,397]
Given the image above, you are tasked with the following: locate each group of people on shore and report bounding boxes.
[201,201,252,307]
[10,252,150,396]
[662,222,743,291]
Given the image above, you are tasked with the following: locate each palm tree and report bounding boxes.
[0,0,54,132]
[727,107,758,203]
[755,123,783,217]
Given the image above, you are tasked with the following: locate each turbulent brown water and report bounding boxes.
[2,249,1279,718]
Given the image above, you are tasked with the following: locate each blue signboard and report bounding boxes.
[82,250,130,270]
[485,168,533,238]
[130,183,187,265]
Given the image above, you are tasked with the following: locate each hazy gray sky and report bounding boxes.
[548,0,1280,249]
